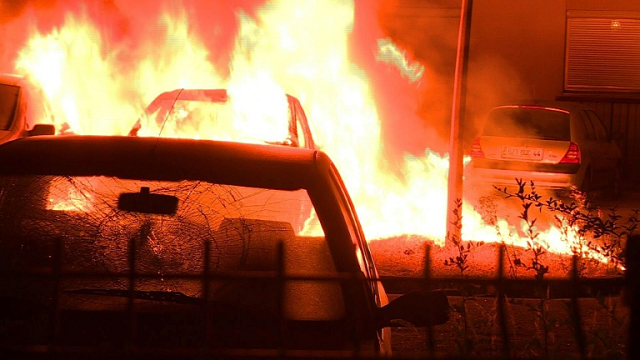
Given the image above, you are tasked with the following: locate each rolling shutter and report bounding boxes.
[565,13,640,92]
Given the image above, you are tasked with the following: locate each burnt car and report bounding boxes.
[128,88,316,149]
[0,73,56,142]
[467,101,622,198]
[0,135,448,358]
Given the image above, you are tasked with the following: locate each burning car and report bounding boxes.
[128,88,316,149]
[0,135,448,358]
[0,73,57,142]
[467,101,622,198]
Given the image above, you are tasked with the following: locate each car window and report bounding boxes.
[586,110,608,141]
[145,98,237,139]
[483,107,571,141]
[140,95,292,146]
[0,84,19,130]
[578,110,597,140]
[0,175,345,322]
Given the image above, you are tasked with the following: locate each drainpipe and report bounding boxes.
[446,0,473,246]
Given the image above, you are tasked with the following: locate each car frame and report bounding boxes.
[467,100,623,198]
[0,73,56,142]
[0,135,448,358]
[128,88,316,149]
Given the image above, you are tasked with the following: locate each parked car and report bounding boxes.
[0,73,57,142]
[466,100,623,198]
[128,88,316,149]
[0,135,448,358]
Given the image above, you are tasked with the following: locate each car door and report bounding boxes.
[584,110,620,188]
[575,110,602,188]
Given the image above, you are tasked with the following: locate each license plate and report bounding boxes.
[502,146,543,160]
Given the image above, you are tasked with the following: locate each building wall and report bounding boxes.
[468,0,566,102]
[467,0,640,100]
[382,0,640,181]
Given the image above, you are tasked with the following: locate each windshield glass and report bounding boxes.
[0,175,346,349]
[483,107,571,141]
[0,84,19,130]
[139,92,294,145]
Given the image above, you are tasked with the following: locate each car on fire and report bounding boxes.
[0,73,57,142]
[128,88,316,149]
[466,100,623,198]
[0,135,448,358]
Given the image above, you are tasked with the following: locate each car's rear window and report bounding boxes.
[0,175,343,322]
[482,107,571,141]
[0,84,19,130]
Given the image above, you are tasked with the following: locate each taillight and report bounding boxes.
[470,137,484,157]
[559,142,581,164]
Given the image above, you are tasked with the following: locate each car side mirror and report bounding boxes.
[27,124,56,137]
[374,289,449,329]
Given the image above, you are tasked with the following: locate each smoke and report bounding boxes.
[373,1,532,157]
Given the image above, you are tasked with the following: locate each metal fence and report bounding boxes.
[1,234,637,360]
[383,239,634,359]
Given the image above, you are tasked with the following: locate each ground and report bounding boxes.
[370,235,623,280]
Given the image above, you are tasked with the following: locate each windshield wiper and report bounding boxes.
[65,288,202,305]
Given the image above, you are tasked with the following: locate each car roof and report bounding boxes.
[0,135,326,191]
[493,100,588,113]
[0,73,27,87]
[0,74,48,96]
[153,88,228,102]
[150,88,304,106]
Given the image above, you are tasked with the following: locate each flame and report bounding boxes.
[3,0,615,263]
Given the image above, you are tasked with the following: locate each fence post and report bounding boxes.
[625,234,640,359]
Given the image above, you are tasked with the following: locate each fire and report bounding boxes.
[2,0,613,262]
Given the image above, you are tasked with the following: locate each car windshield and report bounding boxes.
[0,83,19,130]
[483,107,571,141]
[142,92,294,145]
[0,174,350,349]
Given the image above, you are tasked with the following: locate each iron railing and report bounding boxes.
[1,234,637,360]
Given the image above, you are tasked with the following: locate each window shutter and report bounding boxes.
[566,14,640,92]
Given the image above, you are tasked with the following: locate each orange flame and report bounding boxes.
[3,0,611,262]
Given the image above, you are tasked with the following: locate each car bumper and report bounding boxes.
[465,166,579,190]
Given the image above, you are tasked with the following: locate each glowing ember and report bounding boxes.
[1,0,612,262]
